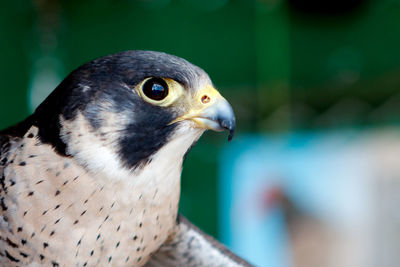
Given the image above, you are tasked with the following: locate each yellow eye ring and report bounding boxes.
[137,77,184,107]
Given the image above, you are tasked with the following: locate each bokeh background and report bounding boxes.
[2,0,400,266]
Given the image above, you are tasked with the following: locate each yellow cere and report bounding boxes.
[168,84,224,126]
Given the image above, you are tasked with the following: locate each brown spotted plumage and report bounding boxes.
[0,51,251,266]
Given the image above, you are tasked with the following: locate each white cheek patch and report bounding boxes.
[60,112,205,186]
[60,111,132,180]
[123,122,204,189]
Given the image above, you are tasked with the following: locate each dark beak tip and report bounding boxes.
[228,129,235,141]
[215,103,236,142]
[219,119,235,142]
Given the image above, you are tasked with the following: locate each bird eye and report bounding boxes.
[142,78,169,101]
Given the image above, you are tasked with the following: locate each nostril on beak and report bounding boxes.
[201,95,211,104]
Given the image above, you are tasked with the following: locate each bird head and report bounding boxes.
[32,51,235,175]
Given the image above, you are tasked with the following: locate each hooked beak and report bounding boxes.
[170,85,236,141]
[191,95,236,141]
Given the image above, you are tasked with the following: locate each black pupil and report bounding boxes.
[143,78,168,101]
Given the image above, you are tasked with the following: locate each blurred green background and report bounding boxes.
[1,0,400,240]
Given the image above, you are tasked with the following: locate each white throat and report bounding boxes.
[60,113,204,189]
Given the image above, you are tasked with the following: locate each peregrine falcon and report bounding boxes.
[0,51,252,266]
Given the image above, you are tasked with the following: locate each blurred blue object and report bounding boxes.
[219,130,400,267]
